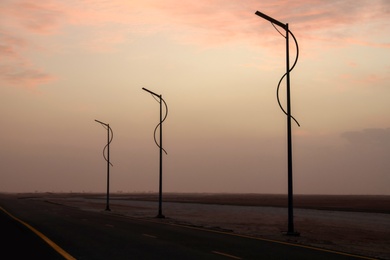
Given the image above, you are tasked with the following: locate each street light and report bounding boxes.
[95,119,113,211]
[142,87,168,219]
[255,10,300,236]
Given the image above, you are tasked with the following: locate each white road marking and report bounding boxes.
[142,234,157,238]
[212,251,242,259]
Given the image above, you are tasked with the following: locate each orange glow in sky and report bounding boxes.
[1,0,389,194]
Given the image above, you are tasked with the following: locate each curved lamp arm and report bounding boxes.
[275,29,300,127]
[142,88,168,155]
[255,11,300,127]
[95,119,113,166]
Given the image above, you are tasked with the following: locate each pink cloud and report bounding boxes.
[0,62,56,90]
[4,0,389,49]
[339,72,388,88]
[1,0,389,89]
[4,1,65,34]
[0,0,64,89]
[146,0,389,50]
[0,32,26,57]
[0,30,56,90]
[5,1,389,49]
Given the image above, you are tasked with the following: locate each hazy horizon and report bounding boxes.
[1,0,389,195]
[2,191,390,197]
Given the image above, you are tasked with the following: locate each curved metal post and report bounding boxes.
[142,87,168,218]
[95,119,113,211]
[255,10,300,236]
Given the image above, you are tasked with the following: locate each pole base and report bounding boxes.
[283,231,300,237]
[156,214,165,219]
[105,208,111,211]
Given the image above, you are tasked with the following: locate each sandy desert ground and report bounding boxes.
[13,193,390,260]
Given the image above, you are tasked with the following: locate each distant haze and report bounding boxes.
[1,0,389,195]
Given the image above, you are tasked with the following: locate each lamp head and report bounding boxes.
[255,11,286,30]
[142,87,160,97]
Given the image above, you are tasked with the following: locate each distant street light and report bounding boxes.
[95,119,113,211]
[255,10,301,236]
[142,87,168,219]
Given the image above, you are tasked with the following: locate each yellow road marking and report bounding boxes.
[1,206,76,260]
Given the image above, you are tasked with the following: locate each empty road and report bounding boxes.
[0,194,375,260]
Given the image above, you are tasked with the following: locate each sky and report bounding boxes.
[1,0,389,195]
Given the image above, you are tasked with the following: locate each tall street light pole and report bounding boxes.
[142,87,168,219]
[255,10,300,236]
[95,119,113,211]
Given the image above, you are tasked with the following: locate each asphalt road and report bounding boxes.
[0,194,375,260]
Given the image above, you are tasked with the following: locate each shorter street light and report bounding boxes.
[95,119,113,211]
[142,87,168,218]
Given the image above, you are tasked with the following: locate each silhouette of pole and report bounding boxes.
[158,92,163,218]
[285,23,295,235]
[255,10,300,236]
[142,87,168,218]
[95,119,113,211]
[106,123,110,211]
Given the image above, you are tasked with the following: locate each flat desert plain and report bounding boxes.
[15,193,390,259]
